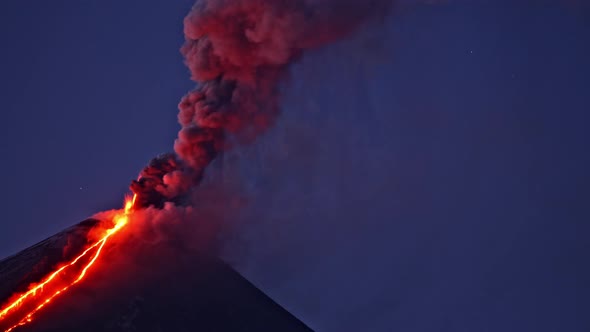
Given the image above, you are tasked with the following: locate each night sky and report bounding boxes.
[1,1,589,331]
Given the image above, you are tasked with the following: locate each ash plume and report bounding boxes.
[131,0,393,208]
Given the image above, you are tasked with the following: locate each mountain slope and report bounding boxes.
[0,219,313,332]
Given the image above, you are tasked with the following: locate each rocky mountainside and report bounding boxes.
[0,219,313,332]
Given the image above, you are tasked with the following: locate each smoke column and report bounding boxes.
[130,0,392,208]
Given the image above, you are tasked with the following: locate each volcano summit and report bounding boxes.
[0,218,313,332]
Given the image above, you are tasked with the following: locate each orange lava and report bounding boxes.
[0,194,137,332]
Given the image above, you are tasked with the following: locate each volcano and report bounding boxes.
[0,219,313,332]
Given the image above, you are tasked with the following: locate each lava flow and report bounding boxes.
[0,195,137,332]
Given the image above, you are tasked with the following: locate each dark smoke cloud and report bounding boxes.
[4,3,398,326]
[131,0,393,208]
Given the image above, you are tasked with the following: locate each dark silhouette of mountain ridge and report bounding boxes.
[0,219,313,332]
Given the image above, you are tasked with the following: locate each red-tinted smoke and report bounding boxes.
[131,0,392,207]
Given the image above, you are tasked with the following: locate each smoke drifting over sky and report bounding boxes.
[218,3,590,331]
[83,1,400,322]
[130,0,392,208]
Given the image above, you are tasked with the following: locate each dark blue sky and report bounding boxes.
[1,1,589,331]
[0,0,195,255]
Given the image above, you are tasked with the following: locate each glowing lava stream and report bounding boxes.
[0,195,137,332]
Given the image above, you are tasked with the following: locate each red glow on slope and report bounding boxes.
[0,195,137,332]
